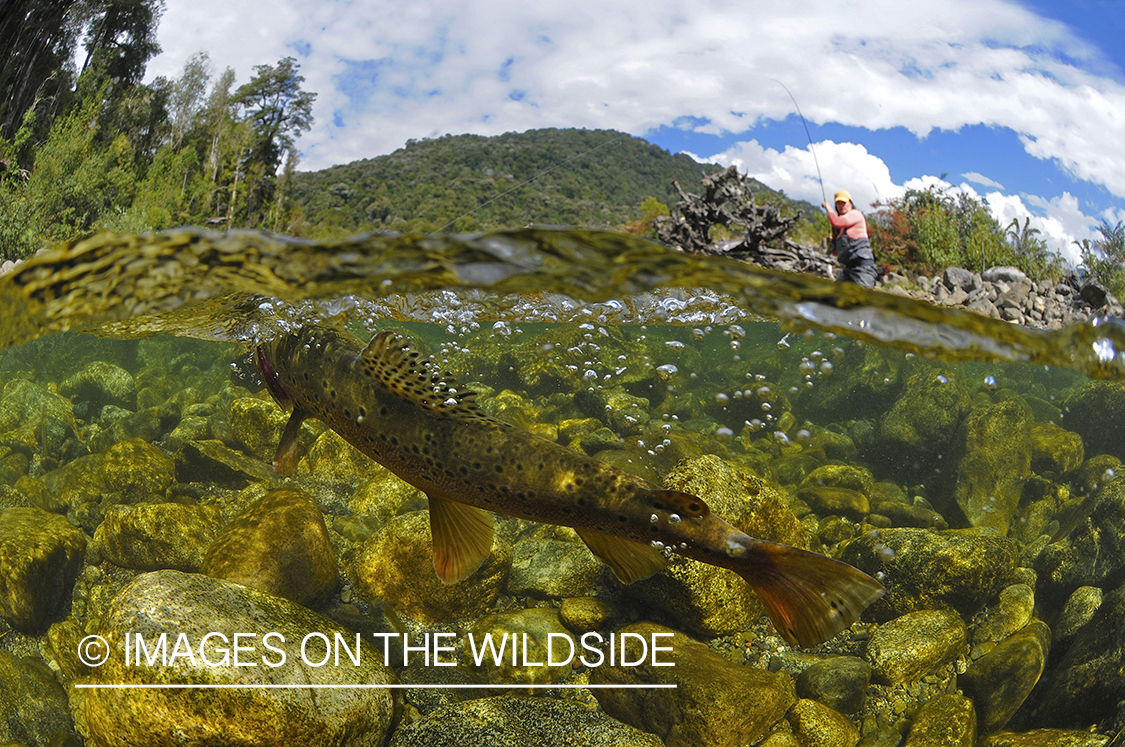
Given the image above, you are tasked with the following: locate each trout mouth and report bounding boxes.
[256,344,291,407]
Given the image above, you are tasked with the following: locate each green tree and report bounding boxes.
[231,56,316,224]
[1077,220,1125,300]
[169,51,210,148]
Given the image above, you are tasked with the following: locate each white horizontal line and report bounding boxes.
[74,683,676,690]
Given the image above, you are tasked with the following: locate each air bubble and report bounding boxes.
[716,427,734,443]
[656,364,679,381]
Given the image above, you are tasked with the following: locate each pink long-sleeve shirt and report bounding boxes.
[827,207,868,239]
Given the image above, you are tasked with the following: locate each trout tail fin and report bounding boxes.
[738,541,884,647]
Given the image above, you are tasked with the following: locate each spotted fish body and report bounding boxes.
[257,324,884,646]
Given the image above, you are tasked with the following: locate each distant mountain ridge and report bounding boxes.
[292,128,816,236]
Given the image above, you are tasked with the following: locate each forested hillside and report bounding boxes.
[291,128,816,236]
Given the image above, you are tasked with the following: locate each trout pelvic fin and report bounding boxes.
[272,408,308,475]
[428,495,495,584]
[739,541,885,647]
[575,527,668,583]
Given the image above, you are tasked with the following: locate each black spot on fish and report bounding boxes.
[576,498,586,506]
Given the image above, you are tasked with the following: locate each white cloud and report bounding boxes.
[145,0,1125,206]
[962,172,1004,190]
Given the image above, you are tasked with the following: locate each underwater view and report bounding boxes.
[0,227,1124,747]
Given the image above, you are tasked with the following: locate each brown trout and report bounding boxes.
[256,324,884,646]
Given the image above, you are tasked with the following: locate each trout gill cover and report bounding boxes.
[257,323,884,646]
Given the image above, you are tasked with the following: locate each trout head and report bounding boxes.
[255,342,291,408]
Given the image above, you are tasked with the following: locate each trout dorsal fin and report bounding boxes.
[428,495,495,583]
[575,527,668,584]
[359,331,489,420]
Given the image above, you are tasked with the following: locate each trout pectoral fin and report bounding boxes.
[273,408,308,475]
[428,496,495,584]
[575,527,667,584]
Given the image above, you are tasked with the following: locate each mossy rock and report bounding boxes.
[0,507,86,632]
[95,502,226,571]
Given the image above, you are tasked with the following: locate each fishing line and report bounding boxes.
[772,79,827,207]
[438,132,632,232]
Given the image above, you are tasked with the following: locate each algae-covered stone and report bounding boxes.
[0,648,78,746]
[878,371,972,458]
[559,596,619,632]
[1074,454,1120,494]
[904,693,976,747]
[841,528,1017,620]
[797,485,870,520]
[94,502,226,571]
[508,538,604,598]
[173,438,274,487]
[228,396,286,461]
[625,455,807,636]
[80,570,395,747]
[982,730,1110,746]
[960,620,1050,733]
[0,379,75,456]
[349,468,425,528]
[353,511,509,622]
[945,397,1032,531]
[467,608,573,685]
[864,609,967,686]
[389,696,662,747]
[796,656,871,714]
[973,583,1034,645]
[1060,381,1125,461]
[1031,422,1084,475]
[60,361,136,410]
[1054,586,1102,651]
[1013,579,1125,730]
[202,487,337,607]
[591,622,795,747]
[787,698,860,747]
[0,507,86,632]
[303,428,372,481]
[99,437,174,502]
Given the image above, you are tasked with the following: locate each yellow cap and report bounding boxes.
[834,190,852,203]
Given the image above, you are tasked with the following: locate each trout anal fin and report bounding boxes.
[273,408,308,475]
[428,496,495,584]
[575,527,668,584]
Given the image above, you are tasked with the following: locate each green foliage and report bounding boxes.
[1077,220,1125,300]
[291,129,819,238]
[869,185,1065,281]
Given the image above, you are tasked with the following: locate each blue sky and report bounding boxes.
[146,0,1125,263]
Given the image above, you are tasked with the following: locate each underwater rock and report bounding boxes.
[960,620,1050,734]
[388,696,662,747]
[799,463,876,497]
[904,693,976,747]
[1060,382,1125,462]
[797,485,870,520]
[468,608,572,685]
[91,403,181,450]
[591,622,795,747]
[1012,578,1125,729]
[0,379,75,456]
[973,583,1035,647]
[353,511,510,623]
[201,488,337,607]
[864,608,967,686]
[303,428,372,481]
[1053,586,1102,652]
[1035,475,1125,608]
[559,596,620,632]
[981,730,1110,746]
[228,396,286,461]
[507,538,606,599]
[795,345,905,425]
[173,439,274,487]
[94,502,225,571]
[79,570,395,747]
[624,455,807,636]
[60,361,136,411]
[0,450,29,486]
[349,468,426,527]
[876,370,972,467]
[98,437,174,503]
[841,528,1017,620]
[0,648,78,746]
[572,426,626,454]
[787,698,860,747]
[1074,454,1120,494]
[945,397,1032,531]
[1030,422,1084,476]
[796,656,871,715]
[0,507,86,632]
